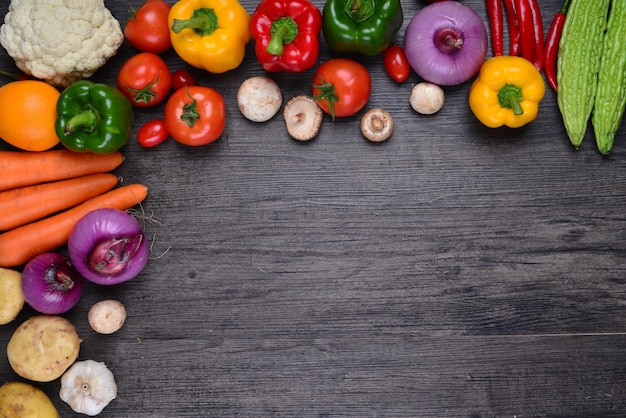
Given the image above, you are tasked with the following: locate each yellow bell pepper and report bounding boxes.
[469,56,545,128]
[169,0,250,74]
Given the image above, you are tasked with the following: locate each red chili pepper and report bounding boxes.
[486,0,504,56]
[249,0,322,73]
[543,0,571,91]
[502,0,520,56]
[528,0,544,71]
[514,0,535,64]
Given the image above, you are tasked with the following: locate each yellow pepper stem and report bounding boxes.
[171,8,218,36]
[498,83,524,115]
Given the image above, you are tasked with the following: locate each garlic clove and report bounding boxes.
[60,360,117,416]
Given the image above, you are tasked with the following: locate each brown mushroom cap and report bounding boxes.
[283,95,323,141]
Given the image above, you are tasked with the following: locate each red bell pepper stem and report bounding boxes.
[543,0,571,92]
[486,0,504,56]
[529,0,544,71]
[502,0,519,56]
[514,0,535,64]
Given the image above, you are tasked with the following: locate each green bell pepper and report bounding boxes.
[55,80,133,154]
[321,0,403,55]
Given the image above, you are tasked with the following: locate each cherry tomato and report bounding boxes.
[383,45,410,83]
[164,86,226,146]
[171,69,197,91]
[117,52,172,107]
[312,58,371,118]
[137,119,169,148]
[124,0,172,54]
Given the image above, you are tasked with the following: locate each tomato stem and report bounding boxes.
[312,76,338,120]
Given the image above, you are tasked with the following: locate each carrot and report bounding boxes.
[0,149,124,192]
[0,183,148,267]
[0,173,119,231]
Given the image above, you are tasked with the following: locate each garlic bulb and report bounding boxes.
[60,360,117,416]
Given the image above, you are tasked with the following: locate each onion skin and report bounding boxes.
[404,1,488,86]
[68,208,149,285]
[21,253,83,314]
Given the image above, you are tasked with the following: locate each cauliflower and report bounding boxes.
[0,0,124,87]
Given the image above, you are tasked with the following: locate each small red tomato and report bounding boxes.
[117,52,172,107]
[171,69,197,91]
[124,0,172,53]
[164,86,226,146]
[137,119,169,148]
[383,45,410,83]
[312,58,371,119]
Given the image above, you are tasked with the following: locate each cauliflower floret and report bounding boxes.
[0,0,124,87]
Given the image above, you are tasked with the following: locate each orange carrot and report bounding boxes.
[0,183,148,267]
[0,149,124,192]
[0,173,119,231]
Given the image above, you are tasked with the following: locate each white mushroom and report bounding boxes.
[88,300,126,335]
[237,76,283,122]
[283,95,323,141]
[360,108,394,142]
[60,360,117,416]
[410,82,445,115]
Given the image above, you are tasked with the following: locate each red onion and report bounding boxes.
[22,253,83,314]
[404,1,488,86]
[68,208,149,285]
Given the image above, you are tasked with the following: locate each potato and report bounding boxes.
[7,315,81,382]
[0,267,24,325]
[0,381,60,417]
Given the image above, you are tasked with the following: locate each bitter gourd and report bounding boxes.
[556,0,610,149]
[592,0,626,155]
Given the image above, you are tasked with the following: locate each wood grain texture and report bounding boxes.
[1,0,626,416]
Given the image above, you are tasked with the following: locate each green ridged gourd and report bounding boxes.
[592,0,626,155]
[556,0,610,149]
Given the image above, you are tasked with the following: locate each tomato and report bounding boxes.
[117,52,172,107]
[383,45,410,83]
[124,0,172,54]
[137,119,169,148]
[164,86,226,146]
[171,69,197,91]
[312,58,371,118]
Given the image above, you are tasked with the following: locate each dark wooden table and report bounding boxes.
[2,0,626,416]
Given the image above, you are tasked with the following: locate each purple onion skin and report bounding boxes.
[22,253,83,314]
[68,208,149,285]
[404,1,488,86]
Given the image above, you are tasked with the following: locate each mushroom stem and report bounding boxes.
[360,108,394,142]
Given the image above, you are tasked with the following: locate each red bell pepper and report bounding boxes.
[249,0,322,73]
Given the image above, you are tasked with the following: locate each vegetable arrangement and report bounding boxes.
[1,0,626,414]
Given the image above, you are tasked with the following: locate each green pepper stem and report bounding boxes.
[497,83,524,115]
[171,7,218,36]
[345,0,375,23]
[267,17,299,56]
[65,105,100,135]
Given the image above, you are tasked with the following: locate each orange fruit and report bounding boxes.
[0,80,60,151]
